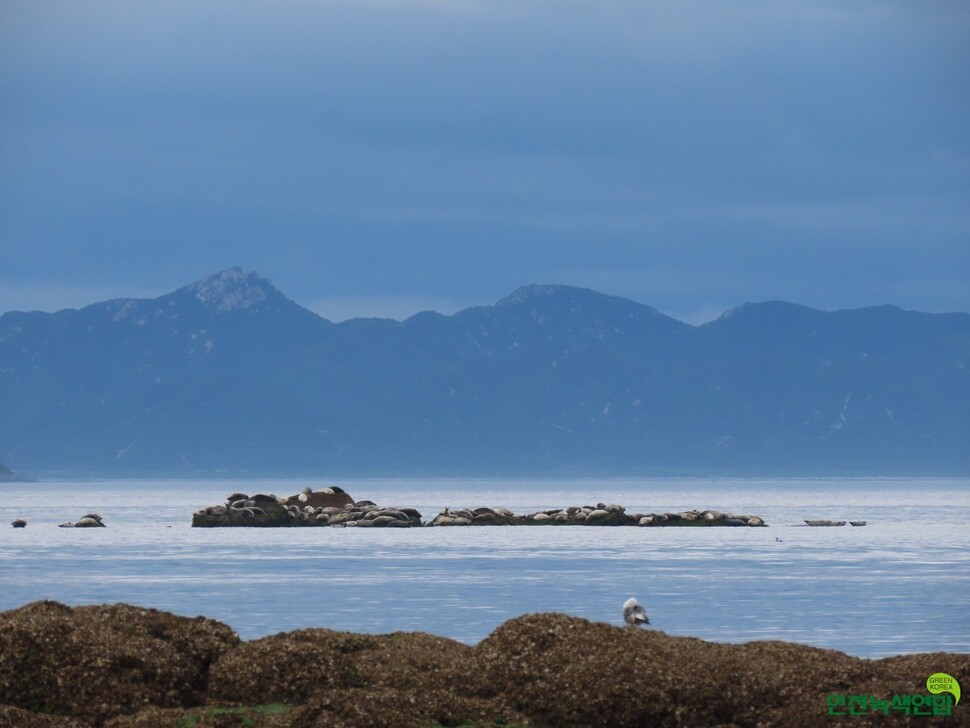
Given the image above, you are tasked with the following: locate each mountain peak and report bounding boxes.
[496,284,603,308]
[715,300,820,320]
[184,268,274,312]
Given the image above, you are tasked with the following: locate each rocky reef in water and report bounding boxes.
[0,601,965,727]
[427,504,765,527]
[192,488,767,528]
[192,487,423,528]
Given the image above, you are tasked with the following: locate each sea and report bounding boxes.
[1,477,967,659]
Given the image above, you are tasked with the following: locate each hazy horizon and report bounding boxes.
[3,267,969,327]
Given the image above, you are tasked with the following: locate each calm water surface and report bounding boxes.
[1,478,967,658]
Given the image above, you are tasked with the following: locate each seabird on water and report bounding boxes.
[623,597,650,627]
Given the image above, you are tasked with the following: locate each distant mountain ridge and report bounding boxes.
[1,268,967,476]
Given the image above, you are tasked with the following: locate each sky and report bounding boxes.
[1,0,968,324]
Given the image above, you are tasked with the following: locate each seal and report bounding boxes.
[371,515,399,526]
[75,516,105,527]
[11,519,26,528]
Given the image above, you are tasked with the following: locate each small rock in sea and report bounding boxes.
[11,519,26,528]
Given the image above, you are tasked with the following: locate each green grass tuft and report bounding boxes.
[175,703,293,727]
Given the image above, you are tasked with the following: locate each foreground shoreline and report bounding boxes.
[1,601,965,727]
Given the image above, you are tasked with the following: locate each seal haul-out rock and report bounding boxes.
[427,505,768,527]
[193,492,769,529]
[192,487,422,528]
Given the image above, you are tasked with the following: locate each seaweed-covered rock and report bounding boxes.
[473,612,970,727]
[207,629,378,704]
[290,687,525,728]
[104,704,297,727]
[7,601,965,727]
[209,629,520,727]
[0,601,239,725]
[0,704,84,727]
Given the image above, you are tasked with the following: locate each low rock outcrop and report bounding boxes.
[1,602,966,727]
[192,488,422,528]
[192,489,768,529]
[0,601,239,725]
[428,504,767,527]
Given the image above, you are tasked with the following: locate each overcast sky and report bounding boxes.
[1,0,968,324]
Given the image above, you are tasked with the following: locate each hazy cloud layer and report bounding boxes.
[1,0,968,319]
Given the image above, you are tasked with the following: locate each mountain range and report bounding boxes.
[2,268,968,477]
